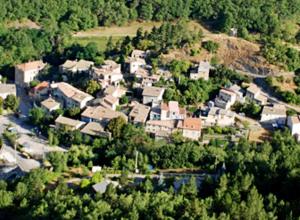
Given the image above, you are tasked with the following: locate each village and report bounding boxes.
[0,46,299,181]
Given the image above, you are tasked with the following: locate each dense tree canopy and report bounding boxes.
[0,129,300,219]
[0,0,299,40]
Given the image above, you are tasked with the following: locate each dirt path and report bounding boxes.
[6,19,41,29]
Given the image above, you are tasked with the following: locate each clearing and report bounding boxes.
[71,21,201,51]
[5,19,41,29]
[73,21,162,37]
[248,127,271,143]
[72,21,162,50]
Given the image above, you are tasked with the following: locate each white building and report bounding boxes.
[100,95,119,110]
[15,60,46,86]
[142,86,165,107]
[29,81,49,101]
[228,84,244,103]
[104,86,126,98]
[81,122,111,139]
[190,61,211,81]
[260,104,286,126]
[145,120,178,137]
[150,101,186,120]
[41,97,61,112]
[129,58,147,74]
[246,83,267,105]
[287,115,300,139]
[0,84,16,99]
[214,88,237,110]
[90,60,123,88]
[51,82,94,109]
[202,107,236,127]
[131,49,148,59]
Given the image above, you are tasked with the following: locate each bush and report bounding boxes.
[202,41,219,53]
[119,96,129,105]
[80,179,90,188]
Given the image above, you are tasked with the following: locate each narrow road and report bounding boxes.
[234,69,300,113]
[254,77,300,112]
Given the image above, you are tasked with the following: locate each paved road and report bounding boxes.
[0,115,33,135]
[234,69,300,113]
[17,86,32,116]
[0,114,64,172]
[1,144,40,172]
[254,77,300,112]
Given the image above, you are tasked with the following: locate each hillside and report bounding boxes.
[73,21,293,77]
[162,25,292,77]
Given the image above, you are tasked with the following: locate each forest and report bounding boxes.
[0,0,299,39]
[1,129,300,219]
[0,0,299,77]
[0,0,300,219]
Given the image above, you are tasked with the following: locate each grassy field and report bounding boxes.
[71,21,203,51]
[71,21,162,50]
[73,21,162,37]
[71,36,123,51]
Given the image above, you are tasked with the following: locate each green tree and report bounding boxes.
[0,190,13,208]
[119,95,129,105]
[4,94,19,112]
[107,116,127,138]
[85,80,101,96]
[66,107,81,118]
[202,41,219,53]
[48,129,59,146]
[139,1,153,20]
[14,182,28,201]
[29,107,46,125]
[46,152,68,172]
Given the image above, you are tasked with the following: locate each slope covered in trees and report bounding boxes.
[1,130,300,219]
[0,0,299,39]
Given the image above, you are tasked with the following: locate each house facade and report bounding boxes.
[202,107,236,127]
[90,60,123,88]
[160,101,186,120]
[260,104,286,125]
[214,88,237,110]
[99,95,119,110]
[178,118,202,140]
[29,81,49,101]
[190,61,211,81]
[80,122,111,139]
[51,82,94,109]
[246,83,267,105]
[15,60,46,87]
[129,103,151,125]
[145,120,178,137]
[60,59,94,73]
[81,106,128,125]
[104,86,126,98]
[287,115,300,137]
[142,86,165,107]
[41,97,60,112]
[55,115,85,131]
